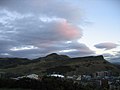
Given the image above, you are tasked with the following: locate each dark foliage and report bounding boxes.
[0,76,98,90]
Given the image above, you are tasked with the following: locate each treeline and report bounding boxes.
[0,76,98,90]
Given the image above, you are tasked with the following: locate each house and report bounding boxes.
[93,71,111,78]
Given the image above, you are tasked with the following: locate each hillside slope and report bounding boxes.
[0,53,120,76]
[0,58,31,69]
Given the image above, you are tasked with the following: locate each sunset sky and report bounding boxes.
[0,0,120,62]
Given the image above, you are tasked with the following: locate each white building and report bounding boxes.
[12,74,39,80]
[27,74,39,80]
[49,74,64,78]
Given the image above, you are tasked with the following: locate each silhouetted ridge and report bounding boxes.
[46,53,59,57]
[44,53,70,60]
[72,55,104,60]
[84,55,104,60]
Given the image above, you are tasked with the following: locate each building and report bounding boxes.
[27,74,39,80]
[49,74,64,78]
[12,74,39,80]
[93,71,111,78]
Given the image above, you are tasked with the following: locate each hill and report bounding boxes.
[0,58,31,69]
[0,53,120,76]
[0,57,43,69]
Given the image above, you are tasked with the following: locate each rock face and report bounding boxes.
[0,54,120,75]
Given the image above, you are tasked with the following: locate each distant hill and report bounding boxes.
[0,57,41,69]
[0,53,120,76]
[0,58,31,69]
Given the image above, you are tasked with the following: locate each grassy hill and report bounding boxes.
[0,53,120,76]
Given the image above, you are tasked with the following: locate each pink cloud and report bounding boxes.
[57,20,82,40]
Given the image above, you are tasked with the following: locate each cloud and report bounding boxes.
[0,0,82,23]
[103,53,114,58]
[58,42,95,57]
[94,42,119,50]
[110,57,120,63]
[60,50,94,58]
[0,0,94,58]
[107,51,120,63]
[0,11,82,43]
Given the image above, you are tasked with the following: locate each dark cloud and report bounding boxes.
[0,0,94,58]
[94,42,119,50]
[0,0,82,23]
[110,57,120,63]
[109,57,120,63]
[103,53,114,58]
[103,51,120,63]
[58,42,95,57]
[15,42,94,58]
[0,10,82,45]
[0,39,94,58]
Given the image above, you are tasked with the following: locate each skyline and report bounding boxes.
[0,0,120,62]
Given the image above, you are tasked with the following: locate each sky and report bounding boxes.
[0,0,120,62]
